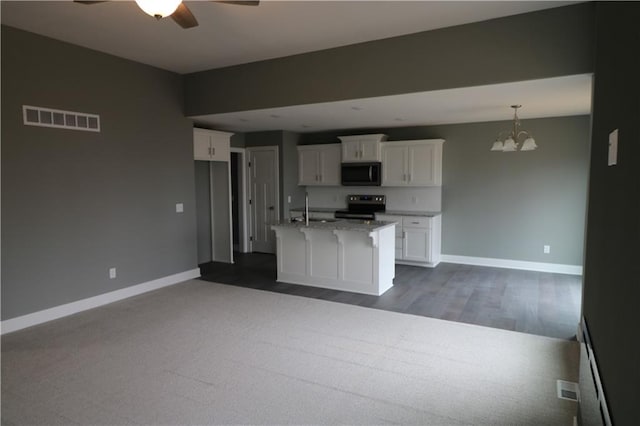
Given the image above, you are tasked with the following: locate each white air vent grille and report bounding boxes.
[557,380,579,401]
[23,105,100,132]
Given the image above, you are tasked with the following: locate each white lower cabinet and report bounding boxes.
[377,213,441,267]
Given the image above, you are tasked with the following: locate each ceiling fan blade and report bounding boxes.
[213,1,260,6]
[74,1,108,4]
[171,3,199,29]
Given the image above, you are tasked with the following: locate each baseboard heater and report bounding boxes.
[580,317,613,426]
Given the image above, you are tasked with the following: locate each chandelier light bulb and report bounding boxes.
[502,137,517,152]
[520,137,538,151]
[490,140,504,151]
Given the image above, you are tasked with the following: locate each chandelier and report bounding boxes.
[490,105,537,152]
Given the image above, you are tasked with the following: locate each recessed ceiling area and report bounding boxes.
[191,74,593,133]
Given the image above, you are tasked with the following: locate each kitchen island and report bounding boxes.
[271,219,396,296]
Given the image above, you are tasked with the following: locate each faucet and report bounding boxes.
[304,191,309,226]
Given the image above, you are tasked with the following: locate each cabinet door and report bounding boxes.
[407,143,438,186]
[381,144,407,186]
[298,148,320,185]
[210,135,231,162]
[341,139,362,162]
[194,131,212,160]
[403,227,431,263]
[358,140,380,162]
[319,144,341,185]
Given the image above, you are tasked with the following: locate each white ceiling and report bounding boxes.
[1,1,591,133]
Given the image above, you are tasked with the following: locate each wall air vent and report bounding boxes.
[22,105,100,132]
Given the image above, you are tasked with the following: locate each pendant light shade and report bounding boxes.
[520,137,538,151]
[502,137,518,152]
[491,105,537,152]
[135,0,182,18]
[490,140,504,151]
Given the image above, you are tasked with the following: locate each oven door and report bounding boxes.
[341,162,381,186]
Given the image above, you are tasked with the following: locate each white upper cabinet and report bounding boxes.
[297,144,341,186]
[381,139,444,186]
[194,128,233,162]
[338,134,387,162]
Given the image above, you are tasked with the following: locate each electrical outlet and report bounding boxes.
[176,203,184,213]
[543,245,551,254]
[109,267,117,279]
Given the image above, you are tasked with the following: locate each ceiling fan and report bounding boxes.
[75,0,259,29]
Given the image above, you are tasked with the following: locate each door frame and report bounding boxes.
[246,145,280,253]
[231,147,250,253]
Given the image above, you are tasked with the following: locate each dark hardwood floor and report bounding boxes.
[199,253,582,340]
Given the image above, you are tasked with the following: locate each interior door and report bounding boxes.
[248,146,279,254]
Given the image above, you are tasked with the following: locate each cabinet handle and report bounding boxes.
[212,147,215,155]
[208,147,211,156]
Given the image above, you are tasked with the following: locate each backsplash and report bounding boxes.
[303,186,441,212]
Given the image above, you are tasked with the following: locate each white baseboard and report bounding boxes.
[1,268,201,335]
[440,254,583,275]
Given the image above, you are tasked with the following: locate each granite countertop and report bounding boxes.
[289,207,339,213]
[273,218,397,232]
[381,210,442,217]
[290,207,441,217]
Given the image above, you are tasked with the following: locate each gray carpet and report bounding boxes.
[2,280,579,425]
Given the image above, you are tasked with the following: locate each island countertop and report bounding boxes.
[272,218,397,232]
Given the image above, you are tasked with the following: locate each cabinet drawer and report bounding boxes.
[402,216,431,228]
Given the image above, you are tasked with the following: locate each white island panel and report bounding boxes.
[272,221,396,296]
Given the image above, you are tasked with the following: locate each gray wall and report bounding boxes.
[211,162,231,262]
[300,115,590,266]
[435,117,589,265]
[1,26,197,320]
[184,3,594,116]
[281,131,306,219]
[581,3,640,424]
[194,161,212,264]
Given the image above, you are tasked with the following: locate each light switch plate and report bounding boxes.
[176,203,184,213]
[109,267,116,279]
[608,129,618,166]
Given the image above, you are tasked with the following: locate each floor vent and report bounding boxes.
[557,380,579,401]
[23,105,100,132]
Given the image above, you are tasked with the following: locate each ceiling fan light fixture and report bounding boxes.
[135,0,182,19]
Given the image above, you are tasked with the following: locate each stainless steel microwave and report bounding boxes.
[341,162,382,186]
